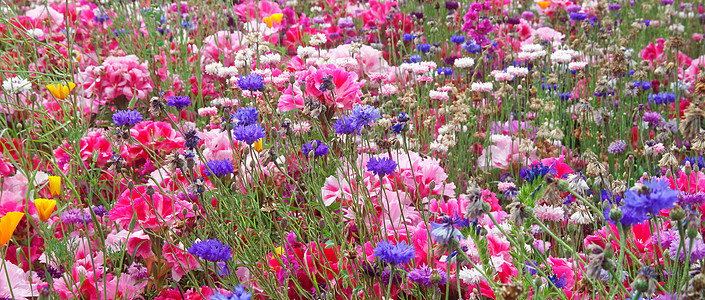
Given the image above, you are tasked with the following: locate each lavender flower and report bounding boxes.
[429,214,467,244]
[607,140,627,154]
[367,157,397,177]
[374,240,414,265]
[333,115,362,135]
[188,239,232,262]
[167,96,192,109]
[112,110,142,127]
[233,107,259,126]
[92,205,108,217]
[643,112,662,127]
[302,140,329,157]
[210,285,252,300]
[616,179,678,226]
[350,105,381,127]
[61,208,92,224]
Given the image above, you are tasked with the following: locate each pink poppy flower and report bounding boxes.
[109,185,194,231]
[120,121,185,163]
[162,243,200,281]
[0,260,37,300]
[78,55,154,104]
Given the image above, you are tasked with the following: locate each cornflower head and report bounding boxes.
[188,239,233,262]
[333,115,362,135]
[167,95,192,109]
[608,178,678,226]
[232,106,259,126]
[350,104,381,128]
[408,265,447,287]
[367,157,397,177]
[210,285,252,300]
[374,240,414,265]
[113,110,143,127]
[233,124,266,144]
[520,162,556,184]
[302,140,329,158]
[238,73,264,91]
[204,159,234,177]
[429,214,468,244]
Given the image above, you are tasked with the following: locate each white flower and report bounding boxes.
[459,267,485,285]
[506,66,529,77]
[454,57,475,68]
[309,33,328,46]
[521,44,543,52]
[471,82,493,92]
[297,46,317,58]
[261,53,281,65]
[2,76,32,94]
[551,50,572,64]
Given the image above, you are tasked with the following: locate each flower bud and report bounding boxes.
[670,205,685,221]
[687,226,698,239]
[609,206,623,222]
[632,277,649,293]
[482,202,492,213]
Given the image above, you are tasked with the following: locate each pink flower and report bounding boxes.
[200,31,245,70]
[299,64,366,111]
[478,135,538,170]
[120,121,185,163]
[199,129,238,162]
[233,0,282,22]
[109,185,194,231]
[0,260,37,300]
[535,27,565,42]
[53,130,112,173]
[325,44,389,76]
[162,243,200,281]
[640,39,665,63]
[547,257,576,289]
[78,55,154,104]
[277,84,305,112]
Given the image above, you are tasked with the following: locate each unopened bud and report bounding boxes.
[609,206,623,222]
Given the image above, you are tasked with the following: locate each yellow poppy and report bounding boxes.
[537,1,551,9]
[48,176,61,197]
[254,138,263,152]
[275,246,284,256]
[34,199,57,222]
[263,13,284,28]
[0,212,24,246]
[46,82,76,99]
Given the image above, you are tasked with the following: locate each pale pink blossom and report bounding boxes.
[78,55,153,104]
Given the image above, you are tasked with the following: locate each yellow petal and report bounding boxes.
[254,138,263,152]
[0,212,24,246]
[263,16,274,28]
[48,176,61,197]
[271,13,283,23]
[275,246,284,256]
[46,82,76,99]
[34,199,57,222]
[537,1,551,9]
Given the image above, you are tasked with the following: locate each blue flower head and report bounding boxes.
[450,35,466,44]
[334,115,362,135]
[302,140,329,157]
[520,162,556,183]
[374,240,414,265]
[204,159,234,177]
[167,96,192,109]
[416,43,431,53]
[351,105,381,128]
[548,273,568,289]
[464,42,482,53]
[403,33,416,41]
[238,74,264,91]
[429,214,468,244]
[233,124,266,144]
[113,110,142,127]
[409,55,422,63]
[210,284,251,300]
[188,239,232,262]
[367,157,397,177]
[233,107,259,126]
[610,178,679,226]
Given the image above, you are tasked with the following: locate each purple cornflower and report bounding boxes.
[92,205,108,217]
[521,11,535,20]
[238,74,264,91]
[408,265,447,287]
[367,157,397,177]
[643,112,662,127]
[381,268,403,286]
[680,193,705,207]
[374,240,414,265]
[608,4,621,10]
[184,129,201,150]
[37,265,65,281]
[566,4,582,12]
[302,140,329,157]
[445,1,459,10]
[112,110,142,127]
[233,124,266,144]
[167,96,192,109]
[437,67,454,76]
[61,208,92,224]
[204,159,234,177]
[548,273,568,288]
[233,107,259,126]
[416,43,431,53]
[334,115,362,135]
[210,285,252,300]
[607,140,627,154]
[661,0,674,4]
[569,12,588,21]
[188,239,232,262]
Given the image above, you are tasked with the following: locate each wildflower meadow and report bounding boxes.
[2,0,705,299]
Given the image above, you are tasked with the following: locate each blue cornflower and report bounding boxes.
[167,96,192,109]
[210,285,252,300]
[233,124,266,144]
[204,159,234,177]
[350,105,381,127]
[684,156,705,170]
[437,67,453,76]
[302,140,329,157]
[318,76,334,92]
[408,265,447,287]
[569,12,588,21]
[429,214,468,244]
[450,35,466,44]
[464,42,482,53]
[188,239,232,262]
[233,107,259,126]
[613,178,678,226]
[643,20,650,27]
[184,129,201,150]
[409,55,423,63]
[398,112,410,123]
[641,81,652,90]
[112,110,142,127]
[367,157,397,177]
[92,205,108,217]
[548,273,568,288]
[520,162,556,183]
[391,122,407,134]
[94,14,109,23]
[238,74,264,91]
[558,92,572,101]
[526,261,539,275]
[374,240,414,265]
[416,43,431,53]
[217,261,230,277]
[333,115,362,135]
[648,92,676,105]
[403,33,416,41]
